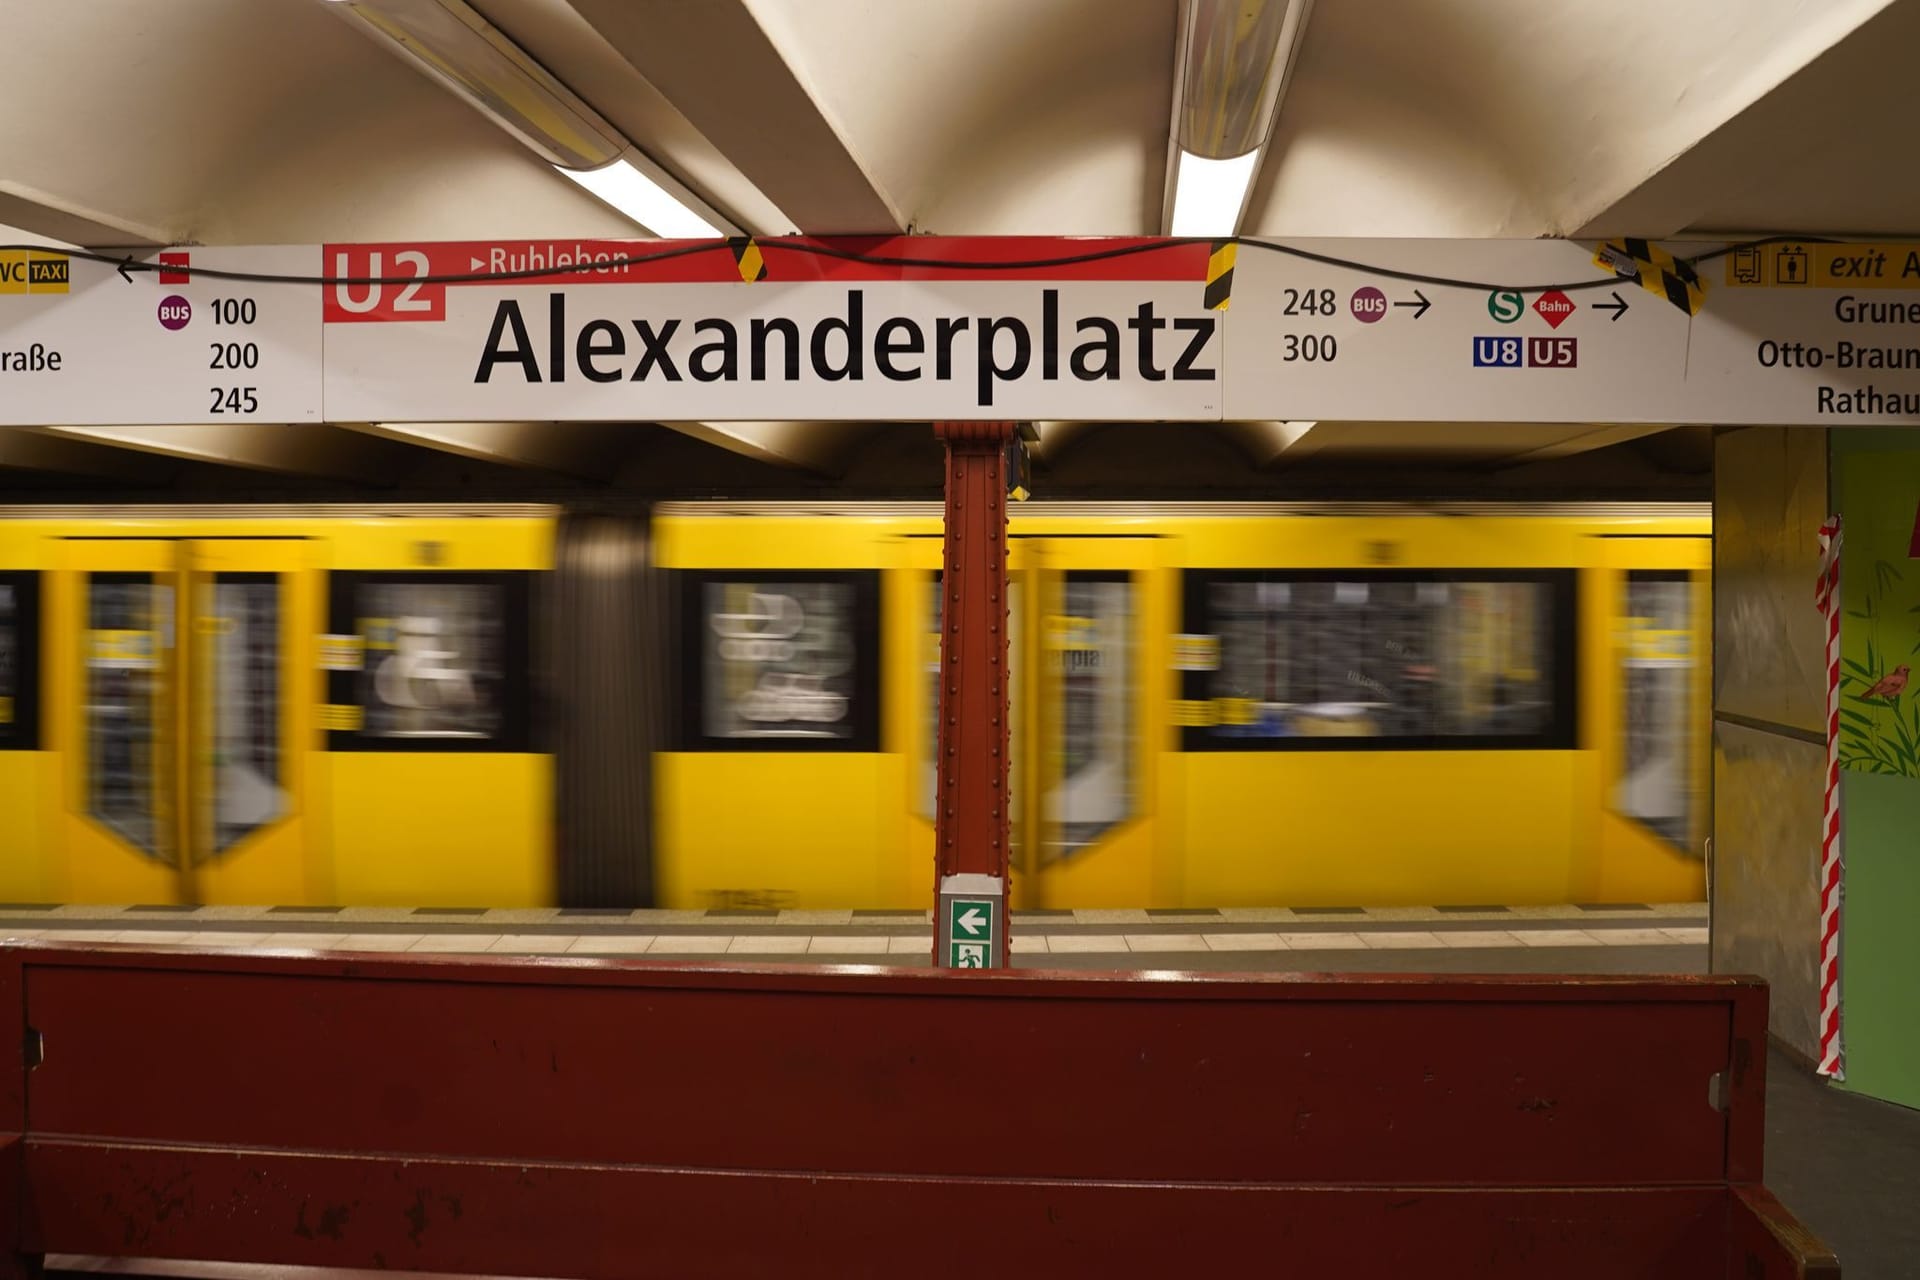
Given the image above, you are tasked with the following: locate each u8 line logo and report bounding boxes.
[1473,336,1577,368]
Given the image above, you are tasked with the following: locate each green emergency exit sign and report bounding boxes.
[947,898,996,968]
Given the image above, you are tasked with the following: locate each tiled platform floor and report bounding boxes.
[0,902,1710,972]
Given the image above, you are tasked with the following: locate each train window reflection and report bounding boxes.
[1182,570,1576,750]
[209,575,286,851]
[86,574,173,857]
[1614,571,1696,849]
[685,572,880,751]
[325,571,532,753]
[1048,575,1133,858]
[0,585,15,731]
[0,573,40,750]
[358,582,504,739]
[705,581,855,739]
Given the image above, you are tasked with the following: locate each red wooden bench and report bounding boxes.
[0,943,1836,1278]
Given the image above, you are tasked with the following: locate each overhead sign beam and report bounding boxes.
[6,234,1920,426]
[567,0,904,235]
[339,420,626,480]
[0,181,170,249]
[30,424,406,485]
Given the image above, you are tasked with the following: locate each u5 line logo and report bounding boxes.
[1473,336,1578,368]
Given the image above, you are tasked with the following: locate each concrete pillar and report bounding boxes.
[1712,426,1830,1063]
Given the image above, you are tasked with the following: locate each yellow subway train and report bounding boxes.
[0,501,1709,911]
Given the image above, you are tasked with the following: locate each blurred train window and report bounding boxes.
[920,572,1131,861]
[1048,575,1135,858]
[325,572,533,752]
[681,571,880,751]
[1613,571,1696,850]
[86,574,173,856]
[0,572,40,750]
[208,575,286,852]
[1180,570,1577,750]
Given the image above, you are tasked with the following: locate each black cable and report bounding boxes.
[0,233,1841,294]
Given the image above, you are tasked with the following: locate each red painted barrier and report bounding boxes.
[0,944,1836,1278]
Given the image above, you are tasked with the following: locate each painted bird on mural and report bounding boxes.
[1861,665,1911,701]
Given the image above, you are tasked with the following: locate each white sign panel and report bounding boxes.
[1684,240,1920,423]
[0,245,321,425]
[1225,237,1920,425]
[318,239,1224,422]
[6,235,1920,427]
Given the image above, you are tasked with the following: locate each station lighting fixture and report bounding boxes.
[558,153,723,240]
[1164,0,1316,238]
[319,0,736,237]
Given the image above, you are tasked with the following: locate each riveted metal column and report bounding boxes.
[932,421,1014,969]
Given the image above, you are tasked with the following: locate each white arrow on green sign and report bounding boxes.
[946,898,996,968]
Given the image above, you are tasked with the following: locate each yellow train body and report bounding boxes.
[0,509,554,908]
[654,503,1711,911]
[0,502,1708,911]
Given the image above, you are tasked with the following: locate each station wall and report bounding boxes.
[1711,426,1830,1063]
[1832,429,1920,1112]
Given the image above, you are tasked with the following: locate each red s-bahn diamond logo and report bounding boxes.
[1533,289,1575,329]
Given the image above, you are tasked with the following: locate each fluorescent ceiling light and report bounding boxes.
[560,157,721,239]
[1169,149,1260,238]
[1162,0,1316,236]
[325,0,621,170]
[323,0,739,235]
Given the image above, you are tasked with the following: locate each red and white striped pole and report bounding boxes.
[1815,515,1845,1079]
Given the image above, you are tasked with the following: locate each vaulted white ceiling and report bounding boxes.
[0,0,1902,485]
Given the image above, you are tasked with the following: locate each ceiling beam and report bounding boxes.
[0,427,164,481]
[1494,424,1673,468]
[339,421,625,480]
[466,0,792,235]
[658,420,870,473]
[566,0,902,234]
[0,182,170,248]
[1568,1,1900,237]
[1220,420,1323,468]
[26,424,407,485]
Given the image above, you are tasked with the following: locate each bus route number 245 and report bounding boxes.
[209,387,259,414]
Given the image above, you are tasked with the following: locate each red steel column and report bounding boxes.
[933,421,1014,967]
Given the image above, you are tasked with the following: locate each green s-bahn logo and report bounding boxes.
[1487,290,1525,323]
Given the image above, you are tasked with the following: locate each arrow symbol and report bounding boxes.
[1595,290,1629,322]
[1393,289,1431,319]
[957,907,986,936]
[116,257,134,283]
[469,256,484,271]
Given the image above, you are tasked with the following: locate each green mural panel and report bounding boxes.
[1837,440,1920,1109]
[1838,453,1920,776]
[1837,770,1920,1110]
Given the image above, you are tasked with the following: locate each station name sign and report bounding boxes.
[3,234,1920,425]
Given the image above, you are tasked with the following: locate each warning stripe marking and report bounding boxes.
[730,238,768,283]
[1204,240,1236,311]
[1593,238,1705,315]
[1815,516,1845,1080]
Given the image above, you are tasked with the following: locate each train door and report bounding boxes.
[1590,534,1712,900]
[59,538,319,904]
[1011,537,1158,908]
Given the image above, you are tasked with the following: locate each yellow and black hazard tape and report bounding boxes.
[1204,239,1236,311]
[729,237,767,283]
[1594,237,1704,315]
